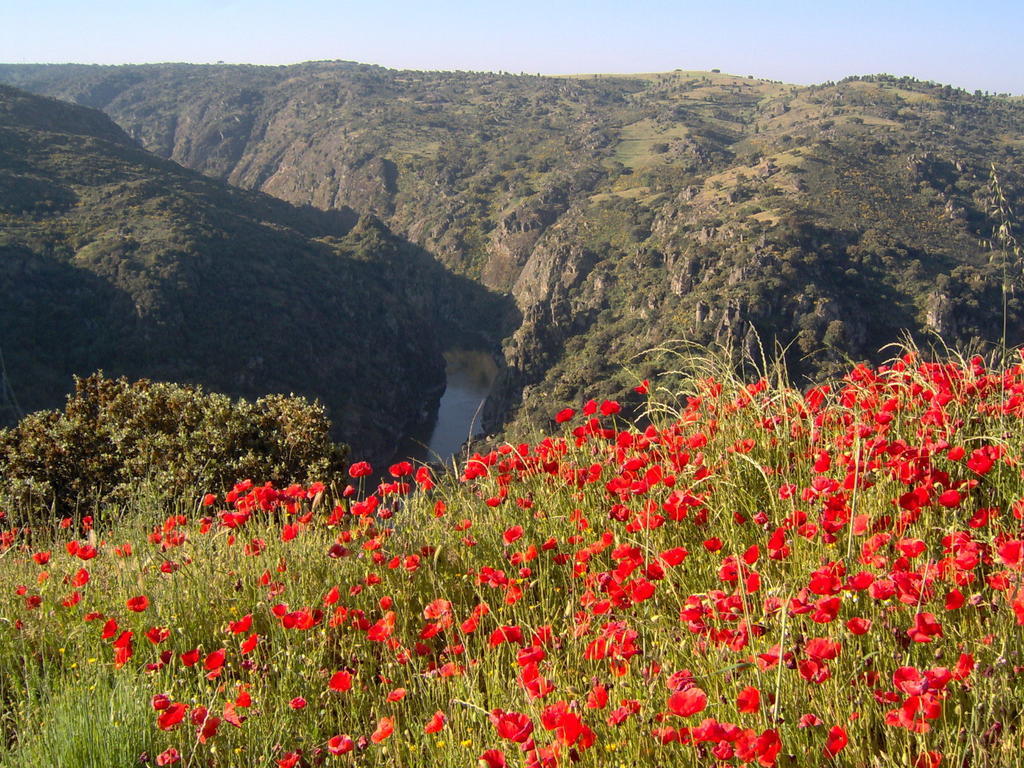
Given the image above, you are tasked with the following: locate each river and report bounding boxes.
[398,349,498,466]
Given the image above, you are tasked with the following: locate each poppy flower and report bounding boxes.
[155,748,181,765]
[914,750,943,768]
[126,595,149,612]
[488,625,524,647]
[145,626,169,644]
[197,714,221,743]
[222,701,245,728]
[555,408,575,423]
[202,651,225,675]
[328,734,354,755]
[846,617,872,635]
[805,637,841,661]
[329,670,353,692]
[586,683,609,709]
[799,713,824,727]
[600,399,621,415]
[349,461,373,478]
[490,709,534,742]
[424,710,446,733]
[667,687,708,717]
[240,633,259,654]
[371,715,395,743]
[824,725,848,758]
[908,612,943,643]
[157,702,188,730]
[660,546,688,566]
[737,686,761,713]
[479,749,507,768]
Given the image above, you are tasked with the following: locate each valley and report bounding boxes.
[0,62,1022,456]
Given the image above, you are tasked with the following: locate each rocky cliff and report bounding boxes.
[2,64,1021,437]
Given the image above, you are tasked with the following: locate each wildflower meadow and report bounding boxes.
[3,349,1024,767]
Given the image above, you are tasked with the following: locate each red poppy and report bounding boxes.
[155,747,181,765]
[914,750,943,768]
[240,633,259,654]
[349,461,373,478]
[371,715,395,743]
[204,648,226,675]
[424,710,446,733]
[222,701,245,728]
[145,626,169,644]
[599,399,620,415]
[388,461,412,477]
[479,749,507,768]
[488,625,524,647]
[490,709,534,742]
[799,713,824,728]
[737,685,761,713]
[586,683,609,709]
[667,687,708,717]
[329,670,353,692]
[328,734,354,755]
[126,595,149,612]
[157,702,188,730]
[908,612,943,643]
[824,725,848,758]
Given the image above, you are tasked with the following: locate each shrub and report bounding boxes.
[0,373,346,522]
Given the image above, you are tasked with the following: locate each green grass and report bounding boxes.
[3,347,1024,766]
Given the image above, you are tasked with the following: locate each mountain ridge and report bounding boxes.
[1,63,1021,438]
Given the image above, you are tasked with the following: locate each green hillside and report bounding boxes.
[1,63,1022,438]
[0,84,509,460]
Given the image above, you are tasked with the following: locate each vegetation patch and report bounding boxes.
[2,349,1024,767]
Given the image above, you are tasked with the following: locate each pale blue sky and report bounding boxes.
[2,0,1022,94]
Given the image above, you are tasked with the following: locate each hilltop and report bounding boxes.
[1,63,1022,438]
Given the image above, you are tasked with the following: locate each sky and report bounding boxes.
[2,0,1022,95]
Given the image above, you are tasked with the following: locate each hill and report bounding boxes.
[1,63,1022,435]
[3,351,1024,767]
[0,84,509,460]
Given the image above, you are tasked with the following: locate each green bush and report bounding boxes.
[0,373,347,523]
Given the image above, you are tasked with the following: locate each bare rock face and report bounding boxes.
[481,200,562,290]
[512,238,598,314]
[926,290,959,338]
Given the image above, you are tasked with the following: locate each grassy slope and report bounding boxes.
[3,348,1024,766]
